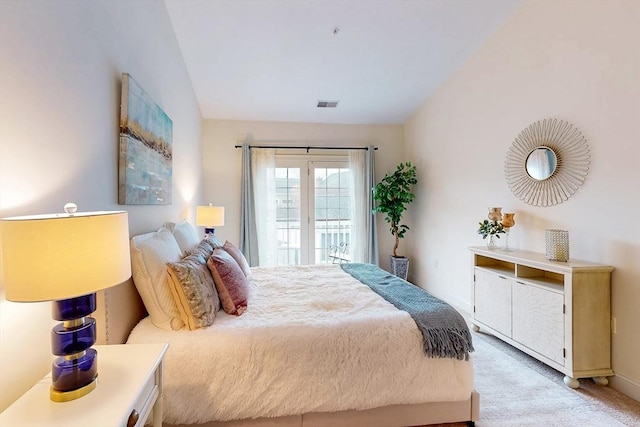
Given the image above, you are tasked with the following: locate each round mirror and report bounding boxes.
[526,147,557,180]
[505,119,590,206]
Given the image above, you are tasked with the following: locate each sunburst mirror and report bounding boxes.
[505,119,590,207]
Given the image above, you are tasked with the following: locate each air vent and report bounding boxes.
[317,100,339,108]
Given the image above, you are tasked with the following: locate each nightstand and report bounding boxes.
[0,343,168,427]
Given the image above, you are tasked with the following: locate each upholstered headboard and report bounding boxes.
[95,280,147,344]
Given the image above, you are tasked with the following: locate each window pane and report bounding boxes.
[274,167,301,266]
[313,166,351,265]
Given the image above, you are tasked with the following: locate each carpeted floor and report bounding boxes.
[428,330,640,427]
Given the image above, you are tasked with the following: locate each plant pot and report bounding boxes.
[390,256,409,280]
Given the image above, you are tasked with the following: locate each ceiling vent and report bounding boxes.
[317,100,339,108]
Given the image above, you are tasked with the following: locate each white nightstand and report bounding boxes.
[0,343,168,427]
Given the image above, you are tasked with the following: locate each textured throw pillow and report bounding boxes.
[222,241,252,278]
[167,253,220,330]
[130,227,185,330]
[188,239,215,259]
[205,233,224,249]
[165,220,200,256]
[207,249,249,315]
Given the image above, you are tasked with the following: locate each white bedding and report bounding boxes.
[127,264,474,425]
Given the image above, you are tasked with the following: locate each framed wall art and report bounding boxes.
[118,73,172,205]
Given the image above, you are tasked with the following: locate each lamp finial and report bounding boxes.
[64,202,78,214]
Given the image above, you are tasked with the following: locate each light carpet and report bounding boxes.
[430,331,640,427]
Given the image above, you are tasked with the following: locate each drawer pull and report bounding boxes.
[127,409,140,427]
[498,275,507,280]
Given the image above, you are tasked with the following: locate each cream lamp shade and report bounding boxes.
[196,205,225,228]
[1,210,131,302]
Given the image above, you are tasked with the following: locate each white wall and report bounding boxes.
[404,0,639,399]
[0,0,203,410]
[201,119,405,267]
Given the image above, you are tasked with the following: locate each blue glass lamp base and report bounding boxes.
[50,347,98,402]
[50,293,99,402]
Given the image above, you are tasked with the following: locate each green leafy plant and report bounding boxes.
[372,162,417,257]
[477,220,505,239]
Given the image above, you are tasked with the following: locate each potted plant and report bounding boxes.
[372,162,417,279]
[477,219,505,249]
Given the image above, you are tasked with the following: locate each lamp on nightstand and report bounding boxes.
[0,205,131,402]
[196,204,225,236]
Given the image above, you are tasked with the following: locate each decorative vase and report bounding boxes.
[390,256,409,280]
[487,234,497,249]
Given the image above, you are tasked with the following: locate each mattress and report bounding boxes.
[126,264,474,425]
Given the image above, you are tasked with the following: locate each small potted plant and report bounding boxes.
[373,162,417,279]
[477,219,505,249]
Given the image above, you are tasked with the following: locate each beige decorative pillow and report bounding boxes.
[222,241,252,278]
[130,227,185,330]
[167,253,220,330]
[207,249,249,316]
[165,220,200,256]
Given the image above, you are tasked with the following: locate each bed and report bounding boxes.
[96,221,479,427]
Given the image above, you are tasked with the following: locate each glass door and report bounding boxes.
[311,162,351,264]
[274,158,351,266]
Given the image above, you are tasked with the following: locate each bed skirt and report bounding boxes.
[163,393,479,427]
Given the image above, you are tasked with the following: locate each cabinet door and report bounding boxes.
[474,269,512,337]
[512,281,564,365]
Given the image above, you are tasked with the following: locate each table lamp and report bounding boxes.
[196,204,225,236]
[0,205,131,402]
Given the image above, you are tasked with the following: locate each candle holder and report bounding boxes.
[501,213,515,251]
[546,229,569,261]
[488,207,503,221]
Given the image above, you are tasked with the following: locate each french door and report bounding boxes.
[275,159,351,266]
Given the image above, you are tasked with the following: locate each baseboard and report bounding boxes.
[610,372,640,402]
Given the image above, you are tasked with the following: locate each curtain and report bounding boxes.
[251,147,278,266]
[240,145,278,266]
[348,146,378,265]
[239,144,259,266]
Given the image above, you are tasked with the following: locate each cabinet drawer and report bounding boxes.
[128,371,159,427]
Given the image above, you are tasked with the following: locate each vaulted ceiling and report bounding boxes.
[164,0,521,125]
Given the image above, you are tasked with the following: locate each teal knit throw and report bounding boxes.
[342,263,474,361]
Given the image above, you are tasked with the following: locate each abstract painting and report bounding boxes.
[118,73,172,205]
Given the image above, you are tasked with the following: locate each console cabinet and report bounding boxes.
[469,246,614,388]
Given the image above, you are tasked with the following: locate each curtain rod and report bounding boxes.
[234,144,377,152]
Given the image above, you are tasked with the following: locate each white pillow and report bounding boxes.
[164,220,200,256]
[130,227,185,330]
